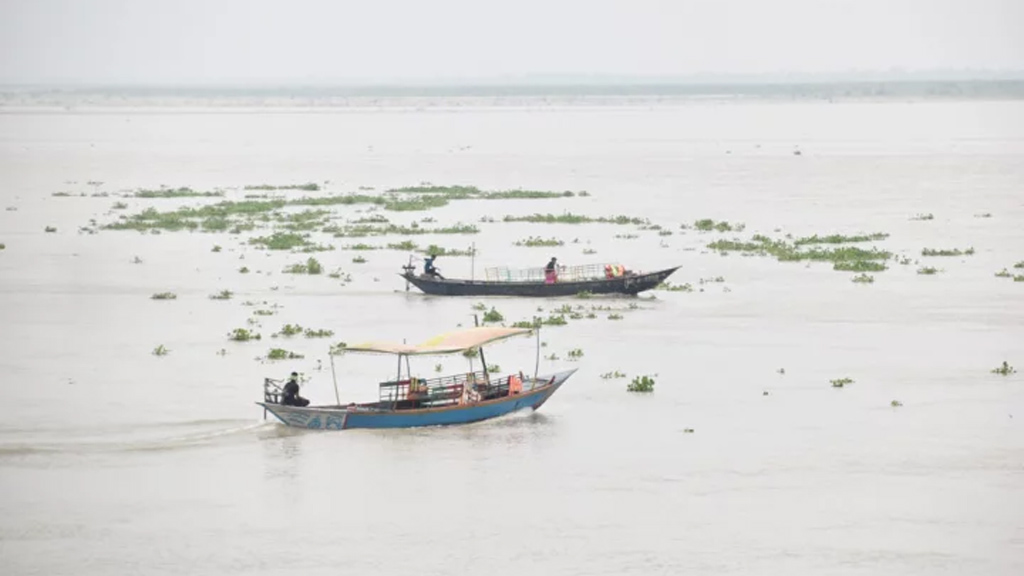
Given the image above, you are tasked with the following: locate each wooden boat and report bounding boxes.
[257,326,576,430]
[401,262,680,297]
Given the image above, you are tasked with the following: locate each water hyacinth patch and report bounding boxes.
[209,290,233,300]
[991,361,1016,375]
[228,328,261,341]
[921,247,974,257]
[851,273,874,283]
[627,375,655,392]
[601,370,626,379]
[151,292,177,300]
[831,377,854,388]
[152,344,169,356]
[283,257,323,274]
[267,348,304,360]
[917,267,939,275]
[482,307,504,323]
[514,236,565,247]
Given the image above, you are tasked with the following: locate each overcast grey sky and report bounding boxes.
[1,0,1022,84]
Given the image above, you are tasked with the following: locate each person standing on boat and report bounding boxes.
[282,372,310,407]
[423,254,444,279]
[544,257,558,284]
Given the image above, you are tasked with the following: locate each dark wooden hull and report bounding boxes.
[401,266,680,297]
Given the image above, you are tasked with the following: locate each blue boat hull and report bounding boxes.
[258,369,575,430]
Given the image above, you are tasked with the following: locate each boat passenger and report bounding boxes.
[282,372,310,407]
[423,254,444,279]
[544,257,558,284]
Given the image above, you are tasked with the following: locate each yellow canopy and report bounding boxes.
[345,326,532,356]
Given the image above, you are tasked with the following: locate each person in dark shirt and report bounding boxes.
[282,372,310,407]
[423,254,444,279]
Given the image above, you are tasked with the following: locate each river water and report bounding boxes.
[1,93,1022,575]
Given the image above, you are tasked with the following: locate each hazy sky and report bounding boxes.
[1,0,1022,84]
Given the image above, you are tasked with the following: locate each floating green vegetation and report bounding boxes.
[834,260,887,272]
[253,309,275,316]
[794,233,889,246]
[387,240,418,251]
[435,363,443,373]
[471,302,487,311]
[708,234,891,266]
[544,352,560,360]
[228,328,261,341]
[608,313,624,320]
[567,348,584,360]
[575,290,593,299]
[627,375,655,392]
[600,370,626,379]
[327,222,478,238]
[486,364,501,372]
[890,400,903,407]
[239,266,250,274]
[278,209,331,231]
[482,307,504,323]
[387,184,579,201]
[352,255,367,264]
[658,230,673,236]
[44,226,57,233]
[304,328,334,338]
[995,269,1012,278]
[910,213,934,221]
[991,361,1016,376]
[512,314,567,328]
[917,267,939,275]
[699,276,725,284]
[614,233,638,240]
[1015,275,1024,282]
[276,324,304,337]
[245,183,320,191]
[582,248,596,255]
[503,213,648,225]
[112,201,128,210]
[283,257,323,275]
[0,243,5,250]
[132,187,223,198]
[151,292,177,300]
[209,290,233,300]
[152,344,169,356]
[211,245,222,253]
[250,232,313,250]
[462,347,479,359]
[656,282,694,292]
[851,273,874,284]
[328,269,352,282]
[1015,261,1024,269]
[694,219,745,232]
[346,243,379,251]
[267,348,304,360]
[514,236,564,247]
[52,192,73,197]
[421,244,474,257]
[831,377,854,388]
[922,247,974,257]
[329,342,348,355]
[106,200,285,232]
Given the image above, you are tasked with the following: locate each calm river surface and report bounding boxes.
[1,94,1022,575]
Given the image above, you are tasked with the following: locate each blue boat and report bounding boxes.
[257,326,577,430]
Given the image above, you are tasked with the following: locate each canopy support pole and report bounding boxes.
[329,351,341,407]
[534,326,541,382]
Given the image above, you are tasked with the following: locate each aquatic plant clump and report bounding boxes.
[917,267,940,275]
[514,236,565,247]
[283,257,323,275]
[794,233,889,246]
[132,187,224,198]
[209,290,233,300]
[304,328,334,338]
[600,370,627,379]
[151,292,177,300]
[708,234,891,266]
[991,361,1016,376]
[693,219,745,232]
[152,344,169,356]
[503,213,648,226]
[244,183,320,191]
[831,377,854,388]
[834,260,887,272]
[482,307,504,323]
[267,348,304,360]
[228,328,261,342]
[627,375,656,392]
[922,247,975,257]
[851,273,875,283]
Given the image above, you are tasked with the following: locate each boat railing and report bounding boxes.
[378,371,517,404]
[484,263,628,283]
[263,378,284,404]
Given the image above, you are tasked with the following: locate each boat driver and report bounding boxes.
[423,254,444,279]
[282,372,310,407]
